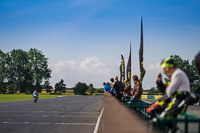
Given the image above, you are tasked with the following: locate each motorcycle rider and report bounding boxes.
[33,90,38,97]
[160,58,190,117]
[32,90,38,102]
[148,57,199,132]
[159,58,191,132]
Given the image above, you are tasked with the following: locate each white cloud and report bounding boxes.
[50,56,117,88]
[55,60,77,71]
[148,62,161,71]
[79,56,103,71]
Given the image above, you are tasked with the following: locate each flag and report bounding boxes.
[139,17,146,84]
[127,43,131,87]
[120,55,125,83]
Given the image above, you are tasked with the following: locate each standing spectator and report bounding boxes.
[113,76,124,100]
[156,73,171,94]
[109,78,115,96]
[131,75,142,99]
[121,80,131,102]
[110,78,115,88]
[124,80,131,96]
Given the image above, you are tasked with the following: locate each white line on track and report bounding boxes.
[1,122,96,126]
[73,112,99,113]
[0,115,30,117]
[93,107,104,133]
[0,115,98,118]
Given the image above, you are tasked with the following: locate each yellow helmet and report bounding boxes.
[161,58,176,68]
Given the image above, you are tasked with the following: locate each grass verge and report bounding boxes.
[0,94,64,102]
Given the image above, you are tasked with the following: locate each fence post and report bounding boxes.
[184,116,188,133]
[199,120,200,133]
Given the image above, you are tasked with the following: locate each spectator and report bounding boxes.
[124,80,131,96]
[103,82,112,94]
[159,58,190,132]
[109,78,115,95]
[131,75,142,99]
[156,73,171,94]
[113,76,124,100]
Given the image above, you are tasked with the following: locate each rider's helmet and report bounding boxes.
[161,58,176,68]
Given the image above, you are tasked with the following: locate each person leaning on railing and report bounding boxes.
[123,80,131,96]
[156,73,170,94]
[147,56,200,132]
[159,58,191,118]
[113,76,124,101]
[109,78,115,96]
[131,75,143,100]
[157,58,191,132]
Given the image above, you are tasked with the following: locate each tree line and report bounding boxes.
[54,80,104,95]
[0,48,51,93]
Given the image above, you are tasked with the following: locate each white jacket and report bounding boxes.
[166,68,190,97]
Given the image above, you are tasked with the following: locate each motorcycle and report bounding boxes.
[33,93,38,103]
[33,96,38,103]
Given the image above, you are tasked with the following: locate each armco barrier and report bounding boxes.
[141,94,163,100]
[125,99,151,120]
[156,112,200,133]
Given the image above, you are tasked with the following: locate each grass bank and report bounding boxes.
[0,93,72,102]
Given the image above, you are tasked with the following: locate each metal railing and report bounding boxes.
[124,98,200,133]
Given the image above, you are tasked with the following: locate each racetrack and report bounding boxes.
[0,96,103,133]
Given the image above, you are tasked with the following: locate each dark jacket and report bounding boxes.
[156,79,170,94]
[156,81,166,94]
[113,80,124,93]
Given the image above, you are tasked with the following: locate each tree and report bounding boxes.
[73,82,88,95]
[28,48,51,92]
[148,87,159,93]
[55,79,66,93]
[95,88,104,93]
[0,48,52,93]
[43,80,53,93]
[7,49,30,93]
[87,83,95,95]
[0,50,8,93]
[170,55,200,92]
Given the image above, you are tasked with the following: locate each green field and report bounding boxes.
[0,94,67,102]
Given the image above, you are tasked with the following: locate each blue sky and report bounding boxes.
[0,0,200,88]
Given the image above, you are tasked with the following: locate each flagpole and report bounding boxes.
[126,42,131,88]
[139,16,146,85]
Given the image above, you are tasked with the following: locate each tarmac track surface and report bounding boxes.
[0,96,103,133]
